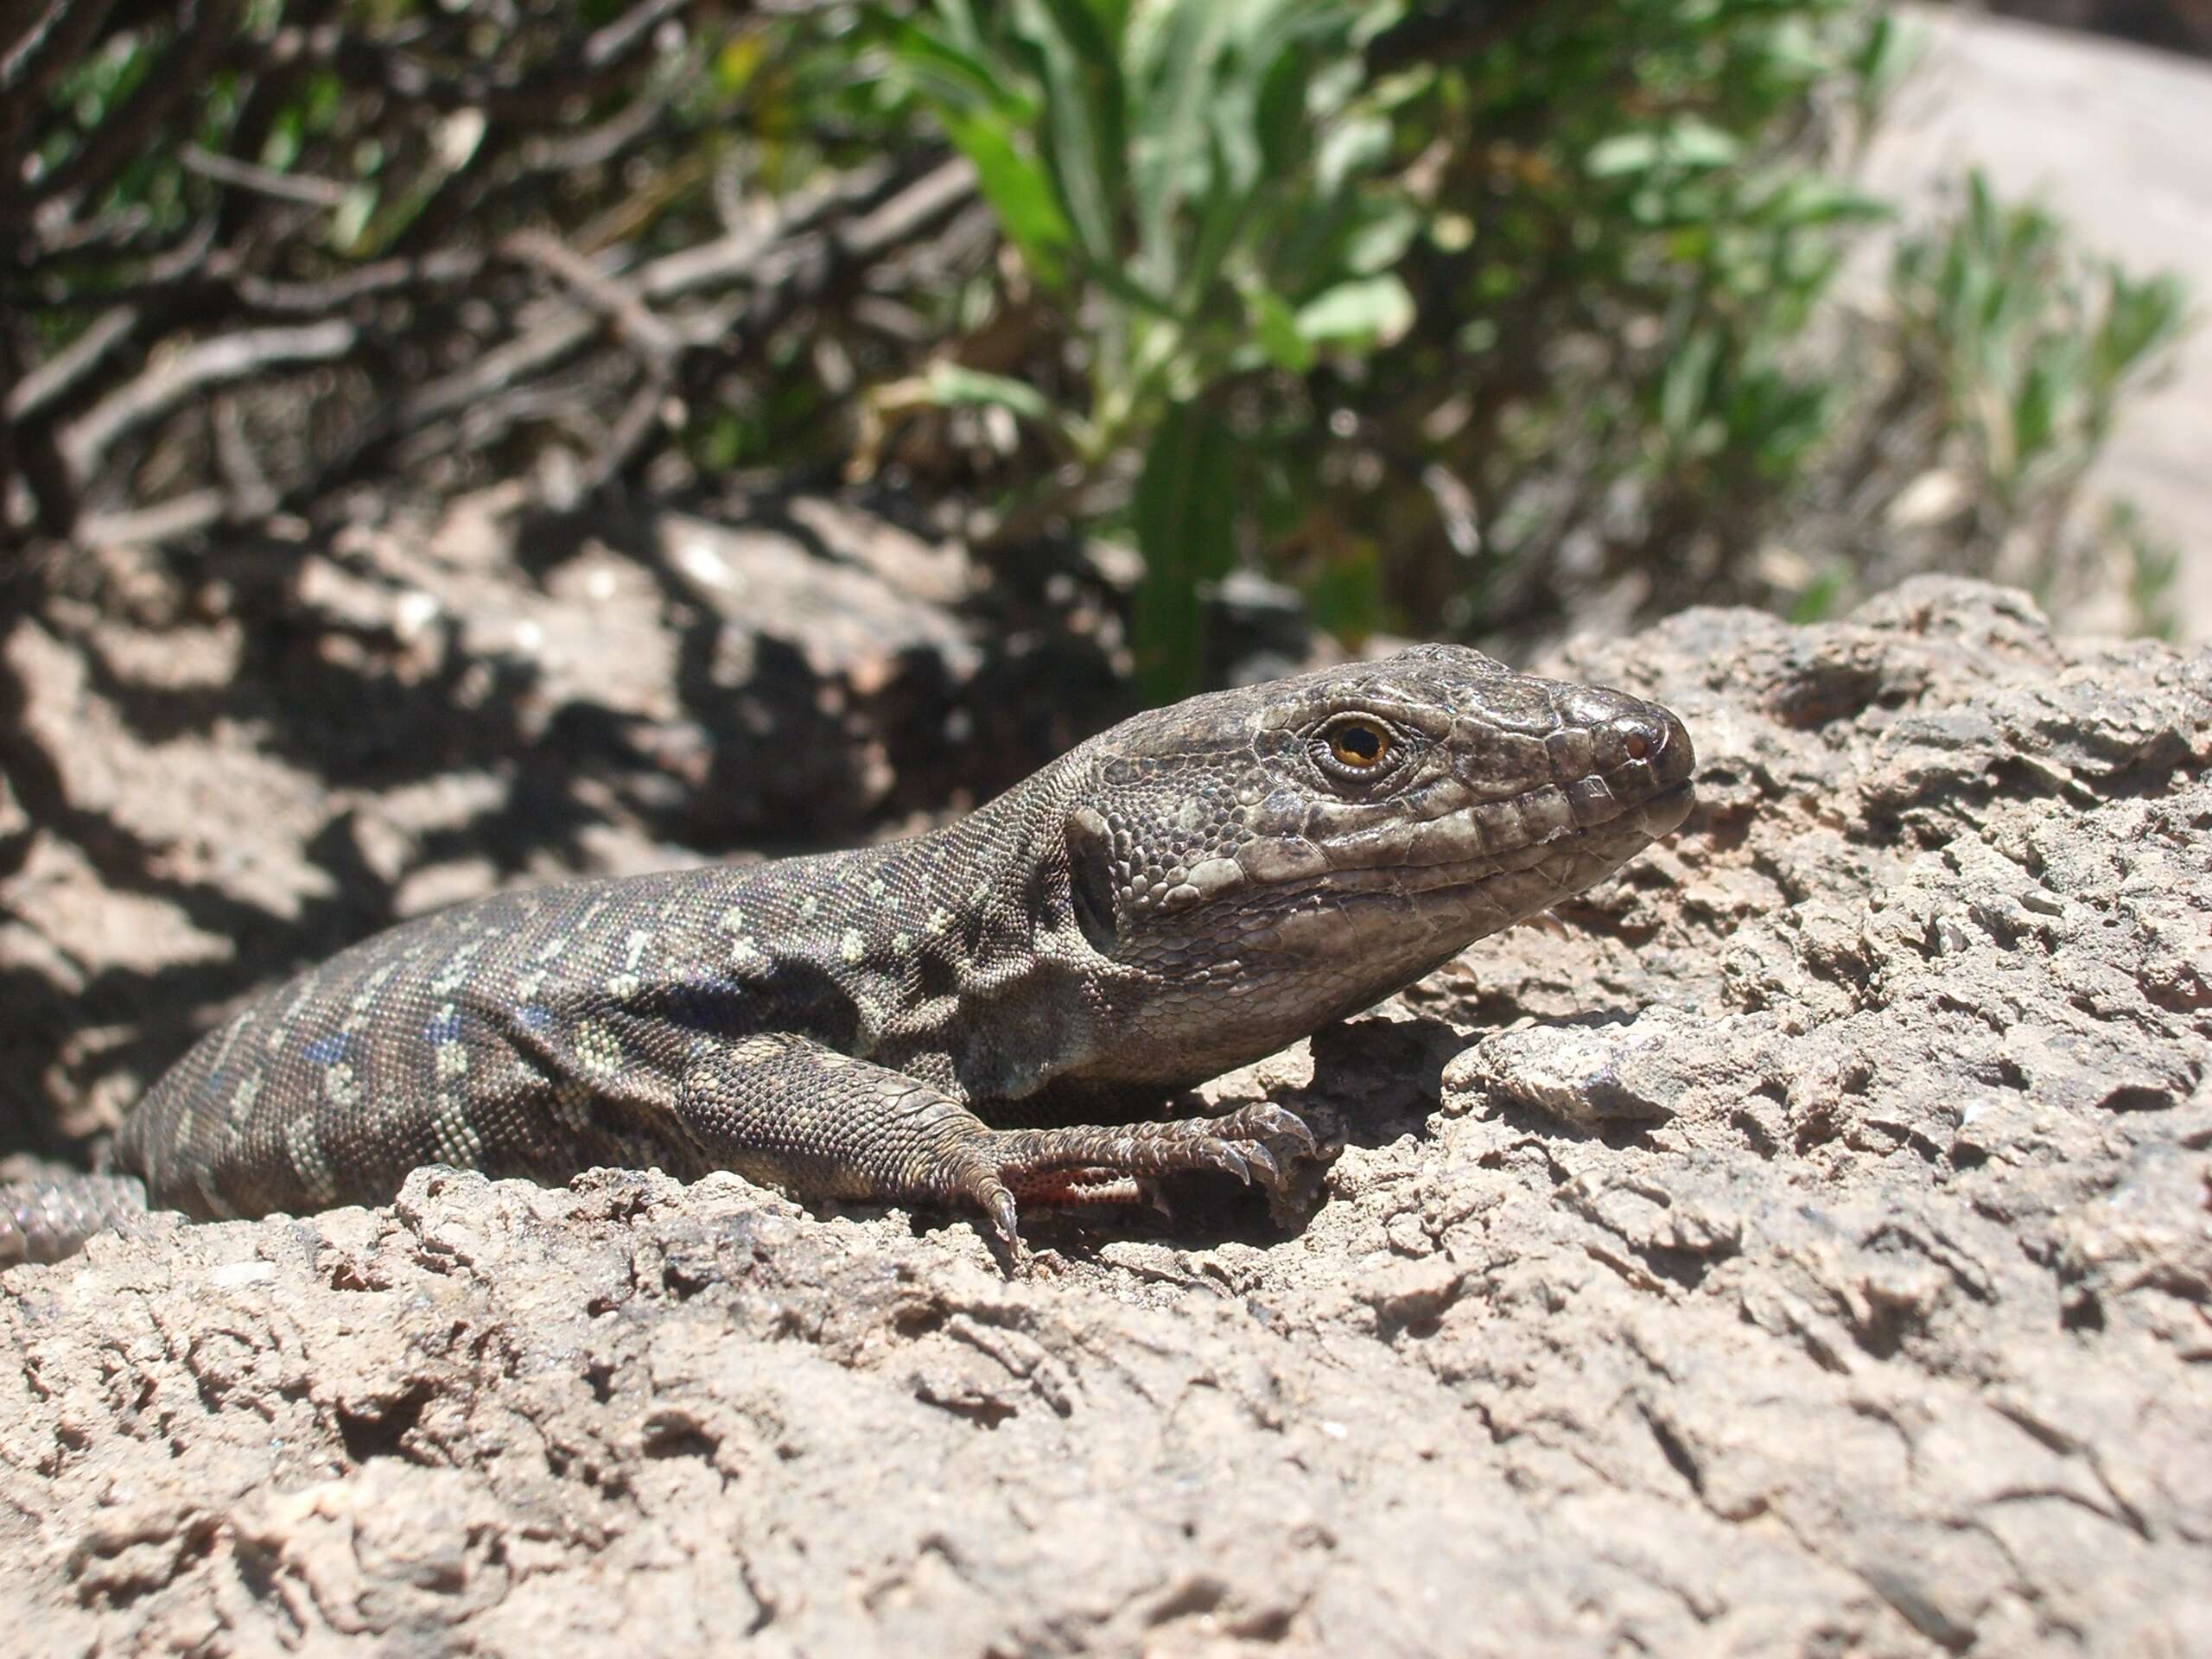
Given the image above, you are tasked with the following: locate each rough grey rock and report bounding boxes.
[4,579,2208,1656]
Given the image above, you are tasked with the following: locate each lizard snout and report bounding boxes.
[1548,684,1695,836]
[1599,699,1695,835]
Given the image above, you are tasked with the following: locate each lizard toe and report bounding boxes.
[1192,1142,1253,1185]
[1237,1140,1282,1187]
[1231,1103,1319,1154]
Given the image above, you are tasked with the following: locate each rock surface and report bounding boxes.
[3,579,2209,1656]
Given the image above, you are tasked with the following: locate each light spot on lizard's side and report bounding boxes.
[195,1167,240,1221]
[798,895,820,921]
[607,929,657,999]
[203,1010,250,1079]
[868,877,887,901]
[429,941,485,997]
[342,963,404,1032]
[286,1116,339,1206]
[435,1040,469,1082]
[428,1096,485,1167]
[324,1061,361,1107]
[729,935,760,963]
[719,906,746,934]
[574,1020,623,1077]
[928,907,951,934]
[226,1070,263,1122]
[267,971,324,1051]
[841,929,865,963]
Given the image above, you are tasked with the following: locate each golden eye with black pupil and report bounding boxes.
[1328,721,1389,769]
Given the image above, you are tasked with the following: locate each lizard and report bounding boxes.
[0,644,1694,1268]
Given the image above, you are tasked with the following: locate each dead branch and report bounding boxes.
[59,319,355,482]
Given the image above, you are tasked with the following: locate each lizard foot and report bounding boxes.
[941,1102,1319,1255]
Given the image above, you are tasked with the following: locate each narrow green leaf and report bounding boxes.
[924,364,1054,422]
[1659,328,1721,442]
[1129,0,1228,295]
[1132,401,1236,703]
[1017,0,1132,265]
[885,22,1017,111]
[938,105,1077,291]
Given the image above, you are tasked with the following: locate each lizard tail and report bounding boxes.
[0,1173,153,1267]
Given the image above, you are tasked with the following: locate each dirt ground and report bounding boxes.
[3,569,2206,1656]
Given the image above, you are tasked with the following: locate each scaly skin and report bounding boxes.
[2,645,1694,1265]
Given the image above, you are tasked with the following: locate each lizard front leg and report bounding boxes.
[678,1033,1313,1252]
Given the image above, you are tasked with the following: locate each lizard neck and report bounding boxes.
[798,747,1113,1101]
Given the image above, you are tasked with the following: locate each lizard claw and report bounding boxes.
[1238,1140,1281,1187]
[987,1185,1021,1249]
[1192,1143,1253,1185]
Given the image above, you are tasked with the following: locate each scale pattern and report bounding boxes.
[2,645,1694,1264]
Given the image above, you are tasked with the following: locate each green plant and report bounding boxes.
[12,3,2191,674]
[2106,499,2183,641]
[1887,170,2189,591]
[880,0,1421,698]
[874,0,1910,695]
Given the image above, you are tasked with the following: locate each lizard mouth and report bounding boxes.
[1212,773,1698,969]
[1267,779,1692,903]
[1638,777,1696,837]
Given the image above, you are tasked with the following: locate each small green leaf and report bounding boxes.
[1659,328,1720,443]
[1294,274,1414,348]
[1245,285,1316,372]
[1585,132,1659,178]
[1315,113,1389,194]
[1341,197,1419,275]
[1664,117,1740,169]
[924,364,1054,422]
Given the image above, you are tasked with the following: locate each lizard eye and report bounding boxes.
[1319,715,1395,774]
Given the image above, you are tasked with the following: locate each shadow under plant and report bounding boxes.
[0,492,1125,1161]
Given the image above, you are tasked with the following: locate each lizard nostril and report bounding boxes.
[1623,731,1651,760]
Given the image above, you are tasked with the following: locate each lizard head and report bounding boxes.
[1058,644,1694,1080]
